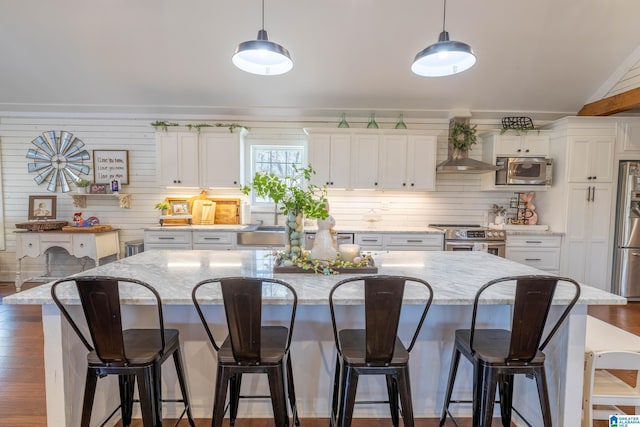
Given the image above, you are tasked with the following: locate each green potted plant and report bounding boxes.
[74,178,92,194]
[241,165,329,260]
[449,121,478,158]
[154,201,171,215]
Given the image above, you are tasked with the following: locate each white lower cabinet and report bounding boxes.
[144,230,193,250]
[506,234,562,273]
[192,231,236,249]
[383,234,443,251]
[356,233,443,251]
[355,233,384,250]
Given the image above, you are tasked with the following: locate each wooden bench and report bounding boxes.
[583,315,640,427]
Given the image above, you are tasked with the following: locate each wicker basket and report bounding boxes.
[15,221,68,231]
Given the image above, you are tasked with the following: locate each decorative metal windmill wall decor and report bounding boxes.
[26,130,91,193]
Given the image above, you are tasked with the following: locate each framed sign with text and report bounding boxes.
[93,150,129,185]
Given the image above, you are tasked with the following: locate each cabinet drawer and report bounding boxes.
[506,248,561,271]
[355,233,384,249]
[383,234,443,250]
[18,234,41,258]
[144,242,193,250]
[73,235,96,258]
[507,235,561,248]
[144,231,192,245]
[193,231,235,249]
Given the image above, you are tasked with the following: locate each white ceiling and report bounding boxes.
[1,0,640,120]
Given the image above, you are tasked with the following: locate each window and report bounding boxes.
[250,144,304,205]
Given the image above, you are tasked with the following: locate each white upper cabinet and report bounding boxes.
[379,135,437,190]
[306,133,351,188]
[157,131,199,187]
[492,131,550,156]
[156,128,246,188]
[305,128,437,191]
[567,135,614,183]
[350,134,380,188]
[199,130,244,188]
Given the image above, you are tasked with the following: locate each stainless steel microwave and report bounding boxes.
[495,157,553,185]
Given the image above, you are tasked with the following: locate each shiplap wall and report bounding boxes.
[606,57,640,97]
[0,115,527,282]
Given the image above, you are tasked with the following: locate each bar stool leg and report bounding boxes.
[229,373,242,426]
[81,369,98,427]
[212,366,230,427]
[331,355,342,427]
[498,372,514,425]
[439,348,461,426]
[118,374,136,426]
[336,366,359,427]
[267,364,289,427]
[535,367,553,427]
[172,347,196,426]
[286,354,300,426]
[397,367,415,427]
[385,375,399,427]
[138,366,160,427]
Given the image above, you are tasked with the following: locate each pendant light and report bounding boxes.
[411,0,476,77]
[232,0,293,76]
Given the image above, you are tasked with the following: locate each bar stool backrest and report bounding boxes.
[192,277,298,365]
[51,276,166,366]
[330,275,433,365]
[470,275,580,363]
[364,276,405,364]
[220,277,263,363]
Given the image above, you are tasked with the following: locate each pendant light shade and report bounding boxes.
[232,1,293,76]
[411,0,476,77]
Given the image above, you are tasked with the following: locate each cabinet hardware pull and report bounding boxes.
[591,186,595,202]
[407,240,423,243]
[525,241,542,244]
[204,237,220,240]
[632,253,640,257]
[525,258,542,261]
[361,239,378,242]
[159,237,175,240]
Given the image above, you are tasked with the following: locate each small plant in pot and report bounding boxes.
[74,178,92,194]
[449,121,478,159]
[154,201,171,215]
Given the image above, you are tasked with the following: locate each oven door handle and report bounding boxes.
[445,241,505,247]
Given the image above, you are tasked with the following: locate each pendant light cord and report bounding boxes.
[262,0,265,30]
[442,0,447,32]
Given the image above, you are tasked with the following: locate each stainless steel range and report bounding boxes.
[429,224,506,257]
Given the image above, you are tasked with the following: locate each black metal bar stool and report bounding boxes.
[192,276,299,427]
[50,275,196,427]
[329,275,434,427]
[439,275,580,427]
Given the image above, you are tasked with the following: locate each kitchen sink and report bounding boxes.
[237,225,285,247]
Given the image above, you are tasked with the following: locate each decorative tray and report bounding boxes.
[15,221,68,231]
[61,225,113,232]
[273,258,378,274]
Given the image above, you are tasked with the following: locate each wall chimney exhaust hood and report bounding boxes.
[436,116,501,174]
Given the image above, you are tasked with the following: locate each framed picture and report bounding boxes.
[28,195,57,220]
[89,183,109,194]
[171,201,190,215]
[93,150,129,185]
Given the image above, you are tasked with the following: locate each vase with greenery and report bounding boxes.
[74,178,92,194]
[449,121,478,159]
[154,201,171,215]
[241,165,329,260]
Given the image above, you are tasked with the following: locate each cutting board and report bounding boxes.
[61,225,113,232]
[187,196,240,225]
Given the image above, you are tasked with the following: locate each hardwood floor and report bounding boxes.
[1,281,636,427]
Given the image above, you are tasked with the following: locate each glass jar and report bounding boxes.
[338,113,350,128]
[366,113,379,129]
[394,113,407,129]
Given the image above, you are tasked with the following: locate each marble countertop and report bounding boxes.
[4,250,624,306]
[145,224,253,232]
[305,225,444,234]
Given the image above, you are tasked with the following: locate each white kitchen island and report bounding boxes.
[3,250,625,427]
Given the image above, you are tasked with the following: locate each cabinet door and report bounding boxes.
[378,135,408,189]
[157,132,199,187]
[350,134,379,188]
[406,135,437,190]
[590,137,615,183]
[199,132,242,188]
[493,134,523,156]
[329,135,351,188]
[567,136,614,183]
[307,134,331,186]
[521,134,550,156]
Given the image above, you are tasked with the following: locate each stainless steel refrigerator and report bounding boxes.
[613,161,640,298]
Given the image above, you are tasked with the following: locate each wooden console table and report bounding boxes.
[14,229,120,292]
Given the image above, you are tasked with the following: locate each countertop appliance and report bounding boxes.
[495,157,553,186]
[304,232,354,250]
[429,224,506,257]
[613,161,640,299]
